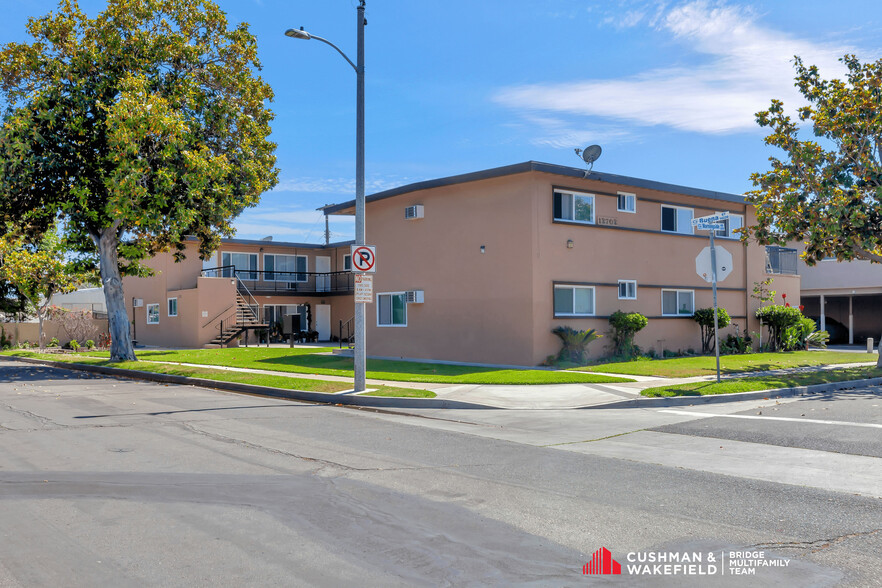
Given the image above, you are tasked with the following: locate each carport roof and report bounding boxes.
[320,161,746,215]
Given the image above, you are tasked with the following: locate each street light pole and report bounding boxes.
[286,1,367,392]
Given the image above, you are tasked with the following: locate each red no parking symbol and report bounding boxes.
[351,245,376,272]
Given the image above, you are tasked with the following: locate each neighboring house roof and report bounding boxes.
[321,161,746,215]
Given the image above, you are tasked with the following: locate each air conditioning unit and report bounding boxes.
[404,204,424,220]
[405,290,424,303]
[133,299,144,308]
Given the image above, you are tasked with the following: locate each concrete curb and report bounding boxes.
[1,356,496,410]
[582,377,882,409]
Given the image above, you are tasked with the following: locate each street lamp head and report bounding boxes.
[285,27,312,40]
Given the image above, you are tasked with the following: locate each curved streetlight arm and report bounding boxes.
[305,34,357,73]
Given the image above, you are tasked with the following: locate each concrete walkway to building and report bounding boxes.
[138,357,879,410]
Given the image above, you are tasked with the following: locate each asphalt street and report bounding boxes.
[0,358,880,587]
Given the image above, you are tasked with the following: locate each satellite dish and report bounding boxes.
[574,145,602,177]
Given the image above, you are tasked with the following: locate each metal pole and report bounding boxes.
[710,230,721,383]
[353,1,367,392]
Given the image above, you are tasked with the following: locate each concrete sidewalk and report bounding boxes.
[140,359,879,410]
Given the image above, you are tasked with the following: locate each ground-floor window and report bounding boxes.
[662,289,694,316]
[167,298,178,317]
[377,293,407,326]
[553,285,595,316]
[146,303,160,324]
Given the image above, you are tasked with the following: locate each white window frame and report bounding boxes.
[660,205,694,235]
[554,189,595,224]
[661,289,695,316]
[264,253,308,283]
[617,280,637,300]
[617,192,636,213]
[377,292,408,327]
[343,254,351,271]
[146,303,160,325]
[221,251,258,280]
[714,212,744,239]
[553,285,596,317]
[167,297,178,317]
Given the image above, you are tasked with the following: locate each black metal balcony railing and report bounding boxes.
[202,265,354,294]
[765,246,798,275]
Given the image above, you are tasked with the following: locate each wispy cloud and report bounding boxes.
[270,176,412,195]
[233,206,354,243]
[496,1,861,138]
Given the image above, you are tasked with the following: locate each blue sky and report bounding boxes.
[3,0,881,243]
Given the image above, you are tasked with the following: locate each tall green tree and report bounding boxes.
[0,0,278,360]
[745,55,882,264]
[0,228,80,348]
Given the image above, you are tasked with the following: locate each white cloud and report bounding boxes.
[233,206,354,243]
[495,1,861,136]
[270,176,411,195]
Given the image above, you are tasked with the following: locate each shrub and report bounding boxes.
[85,339,96,349]
[805,330,830,349]
[552,326,602,365]
[48,337,60,347]
[69,339,80,351]
[0,326,10,350]
[608,311,648,358]
[692,307,731,354]
[756,305,803,351]
[720,333,753,355]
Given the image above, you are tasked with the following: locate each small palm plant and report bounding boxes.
[552,326,601,365]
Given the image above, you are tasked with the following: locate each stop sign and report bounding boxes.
[695,246,733,283]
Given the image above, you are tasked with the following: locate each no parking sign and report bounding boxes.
[351,245,376,273]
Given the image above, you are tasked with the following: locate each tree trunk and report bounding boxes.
[37,308,44,350]
[97,226,137,361]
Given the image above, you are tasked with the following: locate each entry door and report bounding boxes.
[316,256,331,292]
[316,305,331,341]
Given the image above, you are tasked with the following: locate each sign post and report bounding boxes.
[692,212,729,383]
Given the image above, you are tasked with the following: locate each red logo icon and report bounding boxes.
[583,547,621,575]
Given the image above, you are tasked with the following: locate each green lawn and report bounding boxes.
[574,351,876,378]
[0,351,436,398]
[641,366,882,397]
[74,347,634,385]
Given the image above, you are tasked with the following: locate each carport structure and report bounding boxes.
[798,255,882,346]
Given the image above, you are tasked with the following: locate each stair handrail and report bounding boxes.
[234,272,260,322]
[202,303,236,329]
[339,316,354,349]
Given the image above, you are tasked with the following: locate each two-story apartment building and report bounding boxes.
[123,238,355,348]
[323,161,800,366]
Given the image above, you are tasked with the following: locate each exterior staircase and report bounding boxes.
[208,293,268,346]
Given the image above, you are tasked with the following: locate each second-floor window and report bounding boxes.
[265,254,308,282]
[221,252,258,280]
[661,205,694,235]
[617,192,636,213]
[343,254,351,271]
[662,289,694,316]
[553,190,595,224]
[618,280,637,300]
[714,213,744,239]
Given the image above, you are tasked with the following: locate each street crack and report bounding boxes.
[748,528,880,553]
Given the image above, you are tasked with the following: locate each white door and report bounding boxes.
[316,256,331,292]
[316,305,331,341]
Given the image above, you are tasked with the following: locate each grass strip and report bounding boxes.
[1,351,436,398]
[574,351,877,378]
[640,366,882,397]
[76,348,633,384]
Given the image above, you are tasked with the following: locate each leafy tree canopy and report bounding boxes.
[0,0,278,359]
[745,55,882,264]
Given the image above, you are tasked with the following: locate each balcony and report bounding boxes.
[765,246,798,275]
[202,266,354,295]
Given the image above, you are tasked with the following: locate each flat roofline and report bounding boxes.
[185,236,354,249]
[320,161,746,215]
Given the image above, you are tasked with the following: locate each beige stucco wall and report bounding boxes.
[2,319,108,347]
[123,242,354,348]
[353,169,800,365]
[365,174,537,365]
